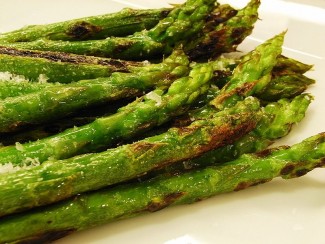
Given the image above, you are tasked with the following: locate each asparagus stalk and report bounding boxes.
[184,93,313,168]
[275,55,313,74]
[0,29,283,159]
[204,4,238,30]
[0,97,129,145]
[0,46,143,83]
[0,3,236,84]
[0,0,217,59]
[0,132,324,243]
[0,59,215,166]
[156,32,312,174]
[138,32,293,163]
[0,78,51,99]
[0,50,312,100]
[251,56,314,101]
[0,99,132,146]
[0,49,190,133]
[181,32,284,127]
[210,31,285,109]
[0,72,313,146]
[256,71,315,102]
[0,47,187,98]
[208,52,313,90]
[0,8,172,43]
[150,93,312,177]
[153,32,310,175]
[213,65,314,103]
[0,97,260,217]
[186,0,260,59]
[0,116,97,146]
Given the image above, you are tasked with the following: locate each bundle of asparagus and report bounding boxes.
[0,0,323,243]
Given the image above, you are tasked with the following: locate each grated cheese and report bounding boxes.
[0,159,40,174]
[38,73,49,83]
[146,91,162,106]
[15,142,24,151]
[0,71,28,83]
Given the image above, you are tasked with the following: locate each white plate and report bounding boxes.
[1,0,325,243]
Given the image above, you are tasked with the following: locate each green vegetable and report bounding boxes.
[0,7,171,42]
[0,132,324,243]
[0,116,97,146]
[185,32,285,125]
[0,0,217,59]
[0,46,142,83]
[186,0,260,59]
[151,93,312,177]
[210,31,285,109]
[275,55,313,74]
[0,100,130,146]
[0,97,260,217]
[152,32,311,175]
[186,93,313,168]
[0,59,214,166]
[256,72,315,102]
[0,51,312,99]
[0,49,189,132]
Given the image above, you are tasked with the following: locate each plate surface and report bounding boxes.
[1,0,324,243]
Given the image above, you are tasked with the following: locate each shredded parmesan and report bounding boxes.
[22,157,41,166]
[0,71,28,83]
[0,163,17,174]
[15,142,24,151]
[0,158,40,174]
[141,60,150,66]
[38,73,49,83]
[146,91,162,106]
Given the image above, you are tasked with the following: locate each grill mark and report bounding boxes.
[66,21,102,40]
[0,46,140,71]
[235,179,270,191]
[147,192,185,212]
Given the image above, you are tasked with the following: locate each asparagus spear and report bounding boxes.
[0,3,236,84]
[0,97,260,217]
[0,132,324,243]
[0,98,132,146]
[0,78,54,99]
[157,32,312,174]
[0,98,126,145]
[0,72,313,146]
[209,53,314,90]
[0,50,313,100]
[0,46,143,83]
[0,59,215,166]
[0,49,189,133]
[0,116,96,146]
[184,93,313,168]
[213,64,314,102]
[149,93,312,178]
[275,55,313,74]
[186,0,260,59]
[0,8,172,43]
[180,32,285,128]
[0,47,187,97]
[152,33,310,175]
[255,55,315,102]
[210,31,285,109]
[256,71,315,102]
[0,0,217,59]
[2,60,308,146]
